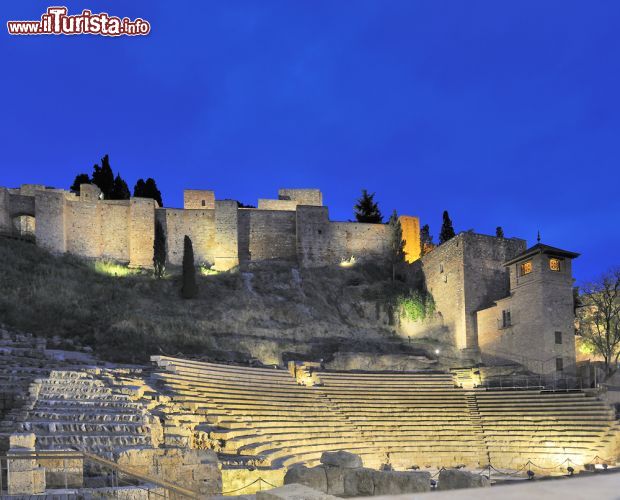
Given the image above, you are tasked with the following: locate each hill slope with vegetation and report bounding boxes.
[0,237,453,366]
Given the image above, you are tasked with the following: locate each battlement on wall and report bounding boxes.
[0,184,420,270]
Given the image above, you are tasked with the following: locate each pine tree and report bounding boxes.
[388,210,405,281]
[354,189,383,223]
[153,220,166,279]
[439,211,455,244]
[181,235,198,299]
[110,173,131,200]
[91,154,115,199]
[134,178,163,207]
[70,173,91,194]
[420,224,434,256]
[496,226,504,238]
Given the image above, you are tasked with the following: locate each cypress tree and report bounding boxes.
[110,173,130,200]
[181,235,198,299]
[153,220,166,279]
[144,178,163,207]
[134,178,163,206]
[133,178,146,198]
[70,173,91,194]
[496,226,505,238]
[420,224,434,256]
[91,154,115,199]
[354,189,383,223]
[388,210,405,281]
[439,211,455,244]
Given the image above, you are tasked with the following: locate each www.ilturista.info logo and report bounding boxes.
[7,6,151,36]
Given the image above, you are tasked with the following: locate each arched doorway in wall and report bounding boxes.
[11,214,36,240]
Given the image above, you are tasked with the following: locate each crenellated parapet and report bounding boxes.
[0,184,421,270]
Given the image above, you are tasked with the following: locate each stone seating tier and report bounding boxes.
[152,356,619,471]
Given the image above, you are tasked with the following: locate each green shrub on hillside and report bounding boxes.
[397,290,435,322]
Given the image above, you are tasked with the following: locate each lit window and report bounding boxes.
[549,258,561,272]
[555,331,562,344]
[520,261,532,276]
[556,357,563,372]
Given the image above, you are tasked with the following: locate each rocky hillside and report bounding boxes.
[0,237,459,368]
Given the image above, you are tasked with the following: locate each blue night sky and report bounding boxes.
[1,1,619,283]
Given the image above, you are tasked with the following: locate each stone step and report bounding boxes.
[19,421,149,433]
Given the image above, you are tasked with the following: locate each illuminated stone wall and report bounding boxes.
[2,184,415,271]
[184,189,215,209]
[478,251,577,375]
[99,202,130,261]
[158,208,216,266]
[257,199,299,210]
[128,198,156,268]
[238,209,297,262]
[408,233,525,350]
[278,188,322,206]
[213,200,239,270]
[34,190,68,254]
[399,215,421,263]
[295,205,391,267]
[65,198,101,258]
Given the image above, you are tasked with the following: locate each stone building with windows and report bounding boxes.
[476,243,579,375]
[410,234,579,376]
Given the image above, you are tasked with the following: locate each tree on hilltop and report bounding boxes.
[354,189,383,223]
[70,173,91,195]
[388,210,406,281]
[134,177,164,207]
[181,235,198,299]
[153,220,166,279]
[110,173,130,200]
[92,154,115,199]
[439,211,455,244]
[496,226,505,238]
[420,224,434,256]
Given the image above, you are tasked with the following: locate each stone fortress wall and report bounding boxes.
[0,183,580,376]
[0,185,412,270]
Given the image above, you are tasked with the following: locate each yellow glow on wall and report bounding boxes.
[399,215,421,263]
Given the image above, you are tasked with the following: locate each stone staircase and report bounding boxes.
[0,331,161,459]
[151,355,620,473]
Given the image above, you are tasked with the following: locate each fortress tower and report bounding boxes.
[477,243,579,375]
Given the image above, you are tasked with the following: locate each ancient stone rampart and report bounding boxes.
[0,184,419,269]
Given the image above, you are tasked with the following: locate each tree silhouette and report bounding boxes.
[70,173,91,195]
[354,189,383,223]
[181,235,198,299]
[420,224,434,256]
[134,177,163,207]
[92,154,115,199]
[110,173,130,200]
[153,220,166,279]
[439,211,455,244]
[496,226,505,238]
[388,210,405,281]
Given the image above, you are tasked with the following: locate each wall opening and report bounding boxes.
[12,215,36,240]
